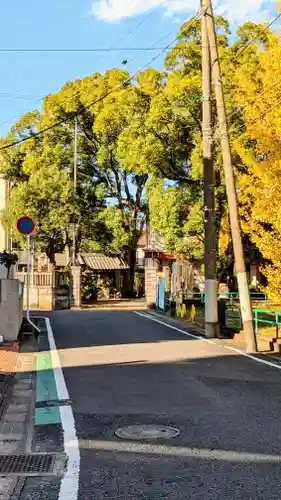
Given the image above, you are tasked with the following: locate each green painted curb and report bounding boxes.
[36,352,58,403]
[35,328,62,425]
[35,406,61,426]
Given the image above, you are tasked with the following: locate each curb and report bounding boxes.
[145,310,206,336]
[146,309,238,340]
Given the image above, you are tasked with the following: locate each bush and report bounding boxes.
[81,272,99,303]
[0,251,18,279]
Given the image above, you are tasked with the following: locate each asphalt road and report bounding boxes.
[44,310,281,499]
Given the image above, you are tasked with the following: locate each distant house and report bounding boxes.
[136,232,146,267]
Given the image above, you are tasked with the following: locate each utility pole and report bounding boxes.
[72,116,78,265]
[205,0,257,352]
[201,0,219,338]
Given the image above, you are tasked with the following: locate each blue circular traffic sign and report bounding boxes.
[16,216,36,235]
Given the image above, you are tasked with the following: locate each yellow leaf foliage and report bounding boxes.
[234,32,281,300]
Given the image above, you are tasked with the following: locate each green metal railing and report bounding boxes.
[253,308,281,338]
[183,291,267,306]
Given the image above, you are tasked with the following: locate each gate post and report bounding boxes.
[70,266,81,308]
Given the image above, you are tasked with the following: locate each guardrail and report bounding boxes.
[182,292,268,305]
[253,308,281,338]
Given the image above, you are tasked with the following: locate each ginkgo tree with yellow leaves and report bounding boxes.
[232,27,281,301]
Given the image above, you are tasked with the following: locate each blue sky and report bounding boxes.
[0,0,277,137]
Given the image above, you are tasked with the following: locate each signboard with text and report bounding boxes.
[226,306,242,331]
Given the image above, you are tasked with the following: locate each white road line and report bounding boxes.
[134,311,281,371]
[59,406,80,499]
[45,317,80,500]
[46,317,69,401]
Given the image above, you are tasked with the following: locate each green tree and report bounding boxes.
[148,179,203,262]
[1,69,149,295]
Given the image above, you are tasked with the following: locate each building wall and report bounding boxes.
[136,248,145,267]
[17,271,71,310]
[145,267,157,308]
[144,256,159,308]
[0,265,7,279]
[0,279,23,341]
[22,286,53,311]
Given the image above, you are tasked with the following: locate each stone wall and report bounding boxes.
[18,271,71,310]
[23,285,54,310]
[22,285,71,310]
[70,266,81,308]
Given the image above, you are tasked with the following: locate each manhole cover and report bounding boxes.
[0,454,56,475]
[115,425,180,440]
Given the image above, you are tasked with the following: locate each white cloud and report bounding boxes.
[90,0,274,23]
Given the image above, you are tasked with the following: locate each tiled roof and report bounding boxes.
[78,253,129,270]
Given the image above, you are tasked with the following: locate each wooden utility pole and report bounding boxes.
[205,0,257,352]
[201,0,219,338]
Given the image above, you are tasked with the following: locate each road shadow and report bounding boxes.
[62,353,281,500]
[22,309,281,499]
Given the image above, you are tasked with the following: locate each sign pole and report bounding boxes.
[26,234,30,324]
[16,215,40,334]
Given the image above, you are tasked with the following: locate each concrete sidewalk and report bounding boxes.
[0,336,37,500]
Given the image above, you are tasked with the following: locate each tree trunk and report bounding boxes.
[63,230,71,266]
[122,247,137,298]
[46,243,56,268]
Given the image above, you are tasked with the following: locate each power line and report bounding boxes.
[113,0,168,47]
[213,11,281,139]
[76,0,169,70]
[214,84,281,142]
[0,92,42,100]
[0,99,42,131]
[126,30,176,66]
[247,96,281,125]
[231,12,281,64]
[214,68,281,138]
[0,47,178,53]
[0,12,201,154]
[225,75,281,125]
